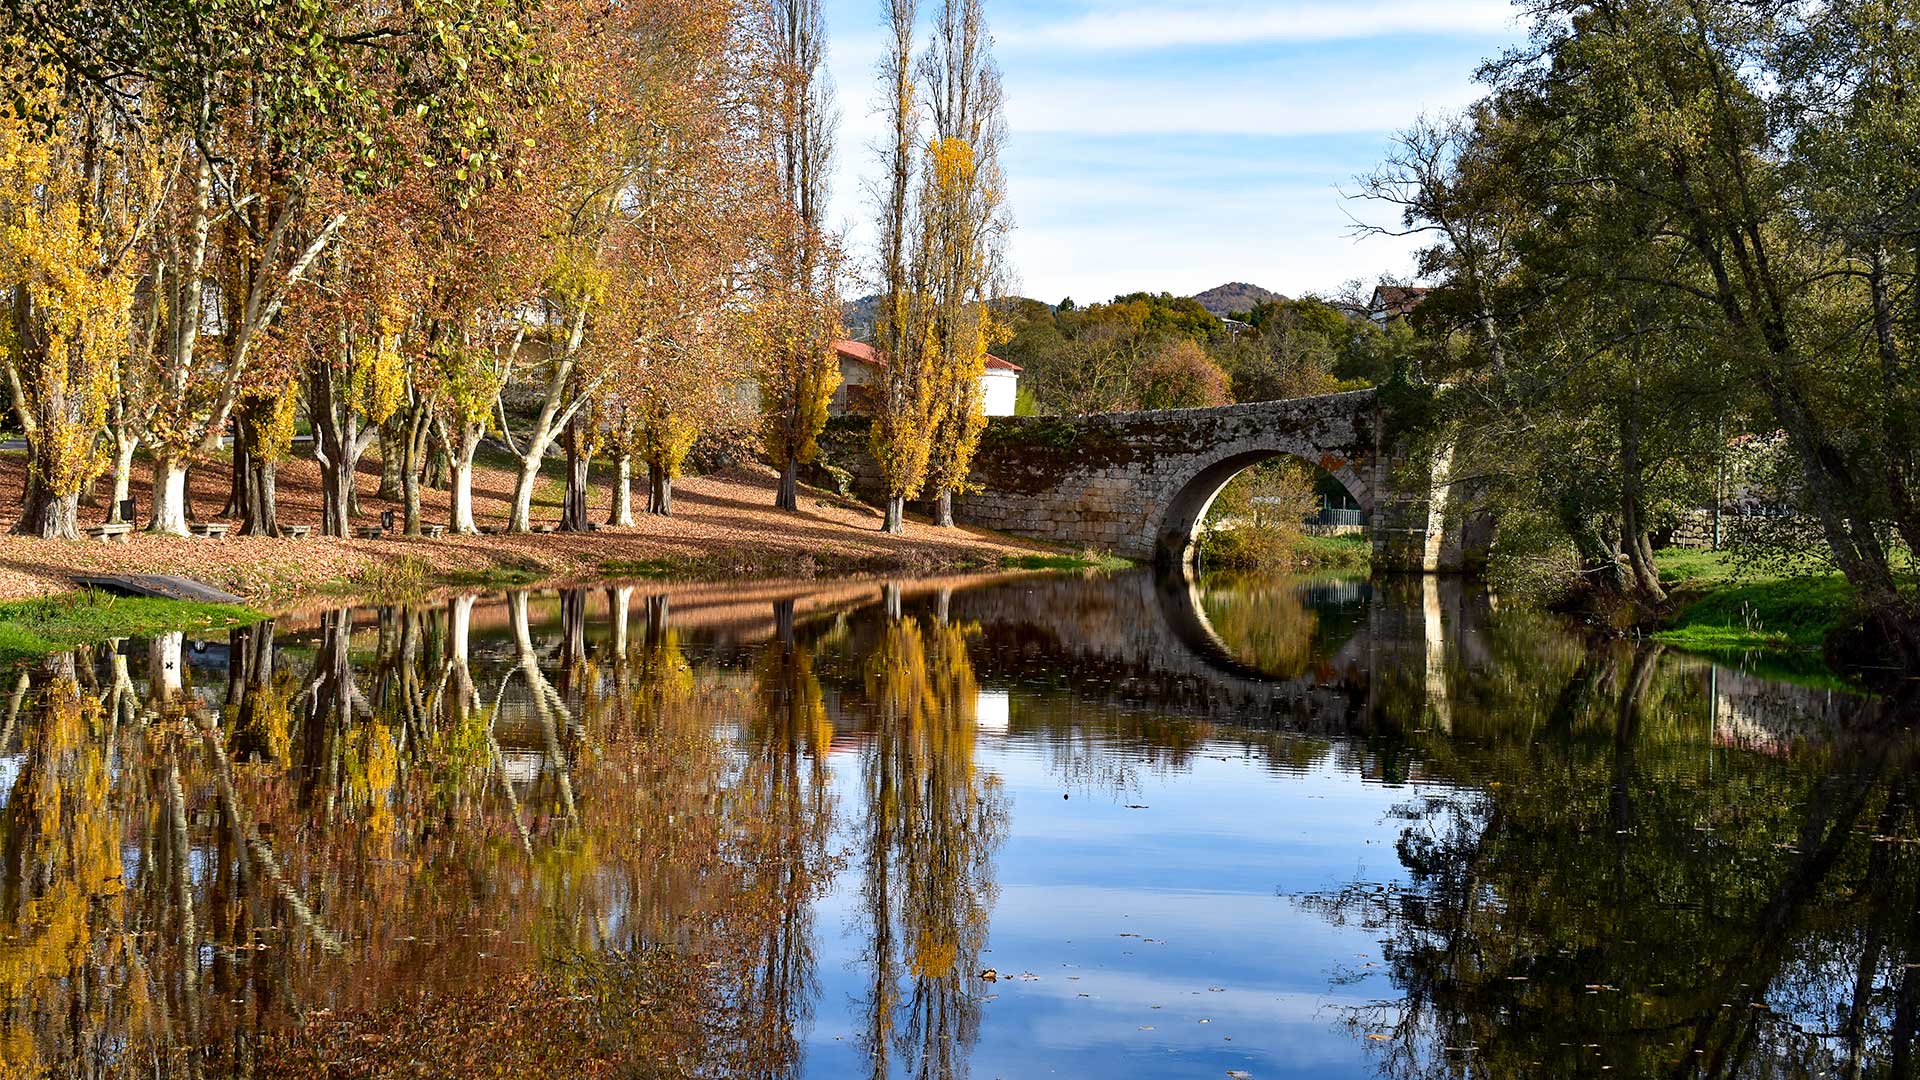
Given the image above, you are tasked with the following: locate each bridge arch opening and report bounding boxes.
[1153,449,1372,568]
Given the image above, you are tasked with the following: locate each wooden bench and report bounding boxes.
[282,525,312,539]
[530,524,555,534]
[353,526,384,540]
[189,522,230,539]
[85,523,133,544]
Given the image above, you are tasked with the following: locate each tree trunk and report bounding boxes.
[226,421,253,519]
[883,495,905,534]
[376,425,402,500]
[647,461,673,516]
[1555,490,1623,594]
[108,429,137,524]
[561,417,591,531]
[148,454,192,536]
[505,307,588,533]
[777,457,800,512]
[425,429,449,491]
[401,450,424,535]
[507,430,554,533]
[12,469,79,539]
[609,453,634,526]
[934,488,955,528]
[449,422,482,535]
[400,403,430,536]
[239,459,277,537]
[1619,392,1667,605]
[318,452,353,537]
[309,363,374,537]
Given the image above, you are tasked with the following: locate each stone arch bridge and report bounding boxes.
[943,388,1488,572]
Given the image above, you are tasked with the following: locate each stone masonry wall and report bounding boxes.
[962,395,1378,560]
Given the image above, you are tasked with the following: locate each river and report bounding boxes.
[0,569,1911,1078]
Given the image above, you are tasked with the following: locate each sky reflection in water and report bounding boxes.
[0,569,1910,1079]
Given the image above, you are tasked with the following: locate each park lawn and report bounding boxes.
[0,592,263,666]
[1652,548,1858,656]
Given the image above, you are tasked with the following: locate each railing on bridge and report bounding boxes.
[1311,507,1367,528]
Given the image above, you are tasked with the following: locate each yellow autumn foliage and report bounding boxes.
[0,84,137,508]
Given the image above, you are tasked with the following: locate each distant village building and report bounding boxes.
[1369,285,1431,325]
[829,339,1023,417]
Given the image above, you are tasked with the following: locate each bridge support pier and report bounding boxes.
[1371,436,1492,574]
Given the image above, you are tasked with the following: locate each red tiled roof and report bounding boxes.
[832,339,880,365]
[832,339,1019,374]
[1370,285,1431,317]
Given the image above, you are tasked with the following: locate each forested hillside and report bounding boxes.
[1192,282,1285,316]
[998,291,1419,415]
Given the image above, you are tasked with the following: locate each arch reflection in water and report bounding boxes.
[0,569,1909,1079]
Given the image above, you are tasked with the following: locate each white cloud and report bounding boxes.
[998,0,1518,53]
[1003,67,1484,136]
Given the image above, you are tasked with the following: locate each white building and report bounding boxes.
[829,339,1023,417]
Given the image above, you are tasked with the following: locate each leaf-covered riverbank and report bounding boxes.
[0,462,1059,608]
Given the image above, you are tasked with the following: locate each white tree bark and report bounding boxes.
[505,306,594,533]
[148,456,192,536]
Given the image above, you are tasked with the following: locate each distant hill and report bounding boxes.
[842,294,881,341]
[845,293,1051,340]
[1192,282,1285,317]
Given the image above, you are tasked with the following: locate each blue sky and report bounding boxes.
[817,0,1525,303]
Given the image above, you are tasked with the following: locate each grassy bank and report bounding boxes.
[1652,548,1857,663]
[0,592,263,666]
[993,551,1134,572]
[1197,527,1371,573]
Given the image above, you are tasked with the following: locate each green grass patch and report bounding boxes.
[1654,573,1856,653]
[436,566,546,589]
[1295,534,1373,571]
[1651,548,1861,680]
[996,551,1134,572]
[600,558,684,579]
[1198,527,1372,573]
[0,592,262,665]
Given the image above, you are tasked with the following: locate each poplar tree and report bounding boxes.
[918,0,1007,527]
[758,0,844,513]
[0,81,153,538]
[870,0,937,535]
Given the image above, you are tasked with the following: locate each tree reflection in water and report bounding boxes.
[0,589,843,1078]
[855,604,1009,1080]
[0,571,1911,1079]
[1300,637,1920,1079]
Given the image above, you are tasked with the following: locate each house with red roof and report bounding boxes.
[1368,284,1431,325]
[829,340,1023,417]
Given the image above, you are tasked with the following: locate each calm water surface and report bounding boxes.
[1,569,1913,1079]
